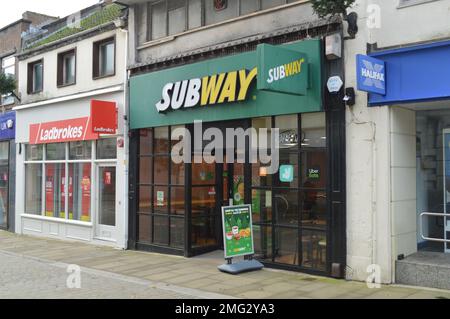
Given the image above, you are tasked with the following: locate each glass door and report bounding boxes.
[95,164,117,241]
[188,120,249,255]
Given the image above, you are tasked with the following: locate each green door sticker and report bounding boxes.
[280,165,294,183]
[221,205,254,258]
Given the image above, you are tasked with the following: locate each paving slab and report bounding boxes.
[1,231,450,299]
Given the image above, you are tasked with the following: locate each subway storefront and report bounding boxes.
[128,38,346,276]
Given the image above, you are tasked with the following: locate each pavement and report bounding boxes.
[1,230,450,299]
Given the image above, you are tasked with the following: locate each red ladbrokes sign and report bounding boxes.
[29,117,99,144]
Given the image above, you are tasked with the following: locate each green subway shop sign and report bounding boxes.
[130,39,323,129]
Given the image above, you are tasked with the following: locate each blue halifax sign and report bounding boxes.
[356,54,386,95]
[0,112,15,140]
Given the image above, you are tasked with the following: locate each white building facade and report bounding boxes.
[14,3,129,249]
[346,0,450,289]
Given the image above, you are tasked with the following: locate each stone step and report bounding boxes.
[396,252,450,290]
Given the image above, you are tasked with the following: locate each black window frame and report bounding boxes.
[93,37,116,79]
[27,59,44,95]
[57,48,77,88]
[136,126,186,251]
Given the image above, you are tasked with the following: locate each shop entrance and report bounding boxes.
[95,164,117,241]
[416,110,450,253]
[188,120,250,256]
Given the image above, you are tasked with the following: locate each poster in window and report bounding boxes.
[45,166,54,217]
[81,165,91,222]
[104,171,112,185]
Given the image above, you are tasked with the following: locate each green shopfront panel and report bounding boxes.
[130,39,323,129]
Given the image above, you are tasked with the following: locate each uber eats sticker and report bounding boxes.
[222,205,254,258]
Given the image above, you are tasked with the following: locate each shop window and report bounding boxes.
[274,189,299,225]
[301,113,326,148]
[251,113,328,271]
[170,217,184,248]
[69,141,92,160]
[46,143,66,160]
[26,145,43,161]
[301,150,327,189]
[138,214,152,243]
[24,142,98,223]
[27,59,43,94]
[93,37,115,79]
[45,163,65,218]
[154,127,170,154]
[57,49,76,87]
[170,186,185,215]
[274,227,298,265]
[301,230,327,270]
[139,129,153,156]
[154,156,170,185]
[96,138,117,159]
[276,114,299,151]
[253,225,273,260]
[153,215,169,245]
[25,164,42,215]
[192,162,215,185]
[68,163,91,222]
[251,189,273,223]
[153,186,169,213]
[137,126,186,249]
[139,185,152,213]
[139,157,153,185]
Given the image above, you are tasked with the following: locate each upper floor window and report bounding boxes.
[57,49,76,87]
[145,0,301,42]
[150,0,188,39]
[93,37,115,79]
[1,56,15,105]
[27,59,43,94]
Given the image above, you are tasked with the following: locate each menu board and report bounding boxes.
[221,205,255,259]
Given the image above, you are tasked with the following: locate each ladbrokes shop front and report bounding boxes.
[128,38,347,277]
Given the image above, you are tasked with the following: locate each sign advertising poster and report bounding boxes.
[90,100,117,134]
[81,165,91,222]
[45,166,54,217]
[221,205,254,258]
[60,169,66,218]
[104,171,112,185]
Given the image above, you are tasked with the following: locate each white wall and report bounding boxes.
[390,107,417,263]
[345,0,450,283]
[18,29,127,105]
